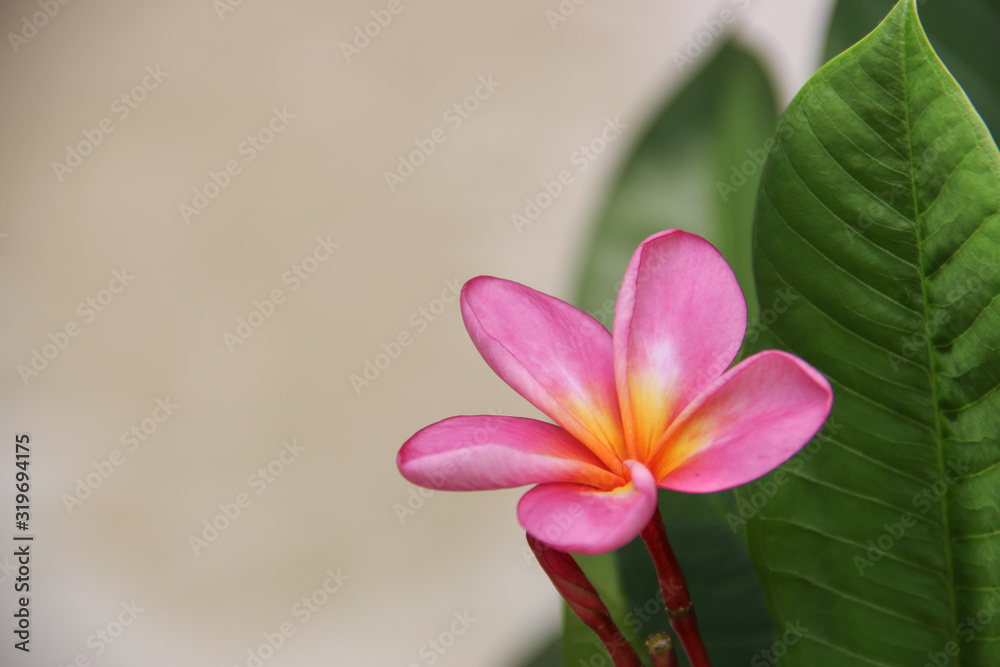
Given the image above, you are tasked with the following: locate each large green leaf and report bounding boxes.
[563,42,780,666]
[574,42,779,322]
[824,0,1000,138]
[742,0,1000,664]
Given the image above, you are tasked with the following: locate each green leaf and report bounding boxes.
[568,42,780,666]
[742,0,1000,664]
[574,42,779,322]
[824,0,1000,139]
[516,637,561,667]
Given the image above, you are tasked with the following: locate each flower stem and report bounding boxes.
[639,509,712,667]
[646,632,679,667]
[527,535,642,667]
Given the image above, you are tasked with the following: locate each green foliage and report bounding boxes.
[742,0,1000,663]
[574,42,779,321]
[825,0,1000,138]
[550,3,1000,666]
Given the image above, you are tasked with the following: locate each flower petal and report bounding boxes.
[398,416,621,491]
[613,230,748,462]
[461,276,626,472]
[651,350,833,492]
[517,460,658,555]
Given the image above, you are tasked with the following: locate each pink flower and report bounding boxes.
[398,230,832,555]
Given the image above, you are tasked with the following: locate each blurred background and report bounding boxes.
[0,1,833,665]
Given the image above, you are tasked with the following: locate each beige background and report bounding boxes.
[0,1,832,665]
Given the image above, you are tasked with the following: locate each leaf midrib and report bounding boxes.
[897,1,959,655]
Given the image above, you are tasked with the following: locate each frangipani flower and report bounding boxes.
[398,230,832,555]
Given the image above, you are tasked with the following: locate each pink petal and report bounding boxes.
[398,416,621,491]
[461,276,626,473]
[651,350,833,493]
[613,230,748,462]
[517,460,659,555]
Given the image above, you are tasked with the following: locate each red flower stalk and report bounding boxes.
[640,508,711,666]
[527,535,642,667]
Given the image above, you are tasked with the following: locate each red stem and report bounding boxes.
[639,509,712,667]
[527,535,642,667]
[646,632,679,667]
